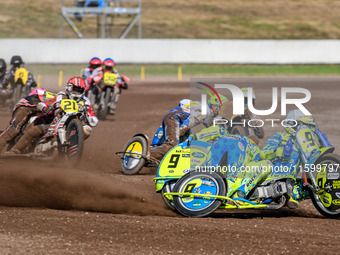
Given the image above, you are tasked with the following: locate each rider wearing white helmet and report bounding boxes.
[150,99,191,160]
[150,99,218,160]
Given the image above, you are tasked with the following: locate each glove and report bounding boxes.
[37,102,50,114]
[121,82,128,89]
[275,146,284,158]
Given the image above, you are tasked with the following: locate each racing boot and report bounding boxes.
[233,160,272,199]
[108,101,116,115]
[232,190,246,199]
[286,196,299,209]
[285,179,299,209]
[4,148,20,155]
[109,108,116,115]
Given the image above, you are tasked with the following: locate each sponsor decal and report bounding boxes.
[332,199,340,205]
[183,169,190,174]
[333,181,340,189]
[183,198,192,203]
[192,152,205,158]
[327,172,340,180]
[335,192,340,199]
[194,188,202,194]
[228,135,241,141]
[246,167,261,187]
[199,131,218,139]
[157,130,163,139]
[193,201,202,207]
[169,170,174,173]
[182,154,190,157]
[238,142,244,152]
[323,196,330,206]
[203,191,213,200]
[191,159,201,164]
[202,181,214,187]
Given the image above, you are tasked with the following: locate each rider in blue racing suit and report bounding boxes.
[150,99,218,160]
[150,99,191,160]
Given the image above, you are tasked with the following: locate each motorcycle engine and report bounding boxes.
[34,140,57,155]
[249,181,288,200]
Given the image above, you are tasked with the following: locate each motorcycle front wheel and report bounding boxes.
[63,118,84,167]
[173,171,227,217]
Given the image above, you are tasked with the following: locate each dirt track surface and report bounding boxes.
[0,78,339,254]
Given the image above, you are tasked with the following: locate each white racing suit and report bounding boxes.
[10,93,98,153]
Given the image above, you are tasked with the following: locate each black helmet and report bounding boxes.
[0,59,6,76]
[10,55,23,67]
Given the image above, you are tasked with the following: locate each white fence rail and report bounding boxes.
[1,39,340,64]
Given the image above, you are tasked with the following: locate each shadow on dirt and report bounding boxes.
[211,208,324,219]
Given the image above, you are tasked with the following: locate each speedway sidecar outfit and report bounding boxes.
[0,90,53,153]
[7,78,98,154]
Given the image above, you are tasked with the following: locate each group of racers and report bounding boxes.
[0,55,129,155]
[0,56,314,211]
[82,57,128,115]
[0,76,98,155]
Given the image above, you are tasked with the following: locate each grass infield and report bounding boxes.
[29,64,340,78]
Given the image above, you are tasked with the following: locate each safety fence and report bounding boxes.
[1,39,340,64]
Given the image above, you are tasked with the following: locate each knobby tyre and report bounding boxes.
[120,135,147,175]
[173,171,227,217]
[64,118,84,167]
[309,154,340,219]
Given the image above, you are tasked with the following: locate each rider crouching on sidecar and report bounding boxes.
[117,99,220,175]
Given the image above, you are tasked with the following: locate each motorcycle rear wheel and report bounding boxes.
[310,154,340,219]
[98,89,111,120]
[120,135,147,175]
